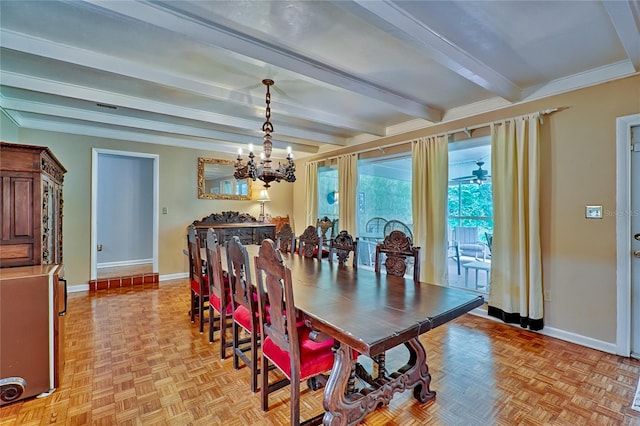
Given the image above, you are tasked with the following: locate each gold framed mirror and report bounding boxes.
[197,158,252,200]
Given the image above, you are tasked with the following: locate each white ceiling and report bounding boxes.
[1,1,638,160]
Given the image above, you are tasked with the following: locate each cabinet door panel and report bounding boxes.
[11,177,35,239]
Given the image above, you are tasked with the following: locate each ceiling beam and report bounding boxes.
[0,97,319,154]
[1,29,374,137]
[339,0,522,102]
[2,108,319,158]
[1,71,345,146]
[80,0,443,122]
[602,0,640,71]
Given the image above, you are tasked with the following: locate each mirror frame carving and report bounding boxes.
[197,157,252,200]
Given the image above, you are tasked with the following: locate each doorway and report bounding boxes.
[616,114,640,358]
[90,149,159,280]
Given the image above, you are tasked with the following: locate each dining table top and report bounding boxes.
[236,244,484,357]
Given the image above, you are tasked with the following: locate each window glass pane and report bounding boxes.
[447,137,492,294]
[357,156,412,237]
[356,155,412,268]
[318,165,338,221]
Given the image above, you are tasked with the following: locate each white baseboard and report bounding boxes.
[159,272,189,281]
[68,284,90,293]
[97,258,153,268]
[470,307,618,355]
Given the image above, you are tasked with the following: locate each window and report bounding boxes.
[447,137,492,293]
[357,155,412,266]
[317,165,338,221]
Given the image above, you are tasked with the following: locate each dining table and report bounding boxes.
[232,243,485,426]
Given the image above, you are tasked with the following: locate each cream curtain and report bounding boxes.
[488,114,544,330]
[305,161,318,228]
[337,154,358,235]
[411,135,449,284]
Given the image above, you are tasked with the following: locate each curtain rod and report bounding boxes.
[314,107,559,163]
[439,108,559,137]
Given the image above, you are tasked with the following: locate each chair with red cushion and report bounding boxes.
[254,239,336,425]
[372,229,421,382]
[187,225,209,333]
[226,235,261,392]
[205,229,233,359]
[297,225,323,260]
[276,223,296,254]
[329,230,358,267]
[375,230,421,281]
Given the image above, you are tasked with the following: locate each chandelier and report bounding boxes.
[234,79,296,188]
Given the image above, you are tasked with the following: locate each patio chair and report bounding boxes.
[383,220,413,242]
[453,226,487,261]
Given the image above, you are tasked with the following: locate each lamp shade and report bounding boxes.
[257,189,271,202]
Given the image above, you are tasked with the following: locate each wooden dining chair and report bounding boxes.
[187,225,209,333]
[226,236,261,393]
[329,230,358,267]
[205,229,233,358]
[276,223,296,254]
[254,239,336,426]
[297,225,323,260]
[375,230,421,282]
[373,229,421,381]
[316,216,335,243]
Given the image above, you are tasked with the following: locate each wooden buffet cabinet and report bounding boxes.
[191,211,275,247]
[0,142,66,267]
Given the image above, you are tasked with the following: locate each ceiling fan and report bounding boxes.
[451,161,491,184]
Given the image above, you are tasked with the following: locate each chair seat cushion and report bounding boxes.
[191,275,209,296]
[209,275,233,315]
[233,305,255,332]
[210,292,234,315]
[263,325,335,381]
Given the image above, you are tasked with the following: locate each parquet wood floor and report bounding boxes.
[2,278,639,425]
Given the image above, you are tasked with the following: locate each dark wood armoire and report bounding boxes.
[0,142,66,267]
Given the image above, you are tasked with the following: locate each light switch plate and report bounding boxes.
[585,205,602,219]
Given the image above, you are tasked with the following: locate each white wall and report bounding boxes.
[97,153,153,265]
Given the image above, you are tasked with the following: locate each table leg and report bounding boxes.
[320,339,435,426]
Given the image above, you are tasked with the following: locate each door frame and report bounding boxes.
[616,113,640,357]
[90,148,159,280]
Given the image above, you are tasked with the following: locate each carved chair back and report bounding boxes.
[276,223,296,254]
[297,225,322,260]
[225,236,255,314]
[375,230,421,281]
[316,216,335,244]
[271,215,291,234]
[330,230,358,267]
[205,230,227,304]
[187,224,208,332]
[187,225,203,282]
[254,239,299,362]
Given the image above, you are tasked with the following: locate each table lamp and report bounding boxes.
[257,189,270,222]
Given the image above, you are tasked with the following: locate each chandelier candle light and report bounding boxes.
[234,79,296,188]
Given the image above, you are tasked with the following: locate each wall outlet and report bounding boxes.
[543,290,551,301]
[162,207,168,214]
